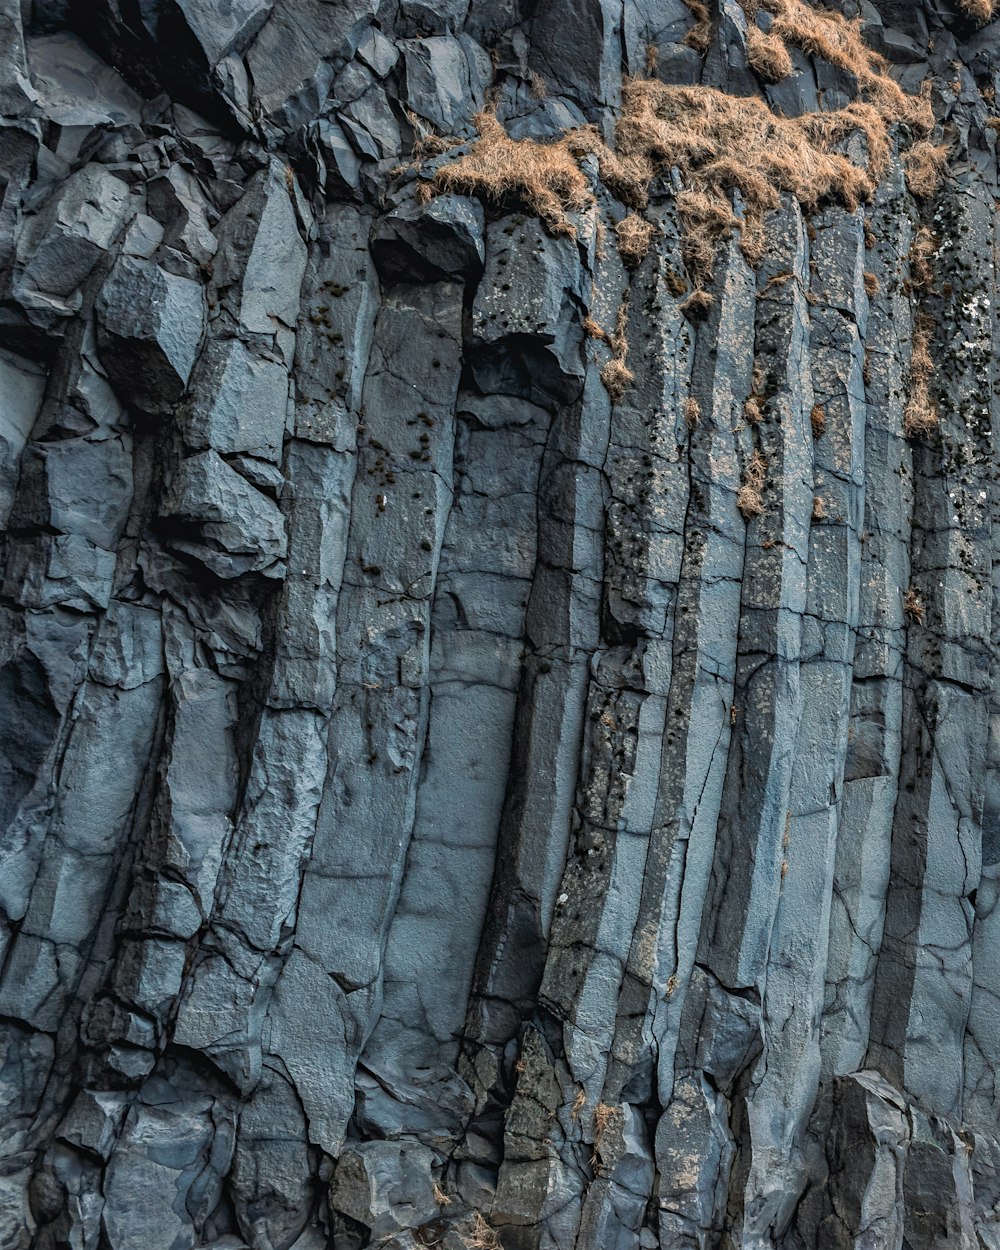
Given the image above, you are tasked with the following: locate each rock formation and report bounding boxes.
[1,0,1000,1246]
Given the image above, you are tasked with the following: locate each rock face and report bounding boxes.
[1,0,1000,1247]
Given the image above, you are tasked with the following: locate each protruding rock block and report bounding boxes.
[372,194,485,283]
[159,449,286,578]
[96,257,206,414]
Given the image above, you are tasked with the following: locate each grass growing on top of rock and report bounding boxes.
[904,140,950,198]
[430,0,933,297]
[432,110,591,238]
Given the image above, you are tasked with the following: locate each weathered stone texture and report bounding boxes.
[2,1,1000,1248]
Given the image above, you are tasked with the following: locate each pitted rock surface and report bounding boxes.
[2,2,1000,1248]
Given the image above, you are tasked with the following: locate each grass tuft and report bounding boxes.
[957,0,995,22]
[468,1213,502,1250]
[737,448,767,518]
[682,0,712,52]
[907,227,937,293]
[615,212,657,265]
[681,288,714,319]
[904,140,949,199]
[903,587,925,624]
[903,314,938,437]
[433,111,591,237]
[599,296,635,402]
[746,24,795,82]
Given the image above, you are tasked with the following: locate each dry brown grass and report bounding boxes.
[681,288,714,319]
[903,588,925,624]
[744,395,764,425]
[683,0,712,52]
[752,0,931,131]
[615,212,657,265]
[434,1183,453,1207]
[746,23,794,82]
[645,43,659,76]
[685,397,701,429]
[571,1088,587,1120]
[810,403,826,438]
[737,448,767,518]
[599,296,635,401]
[903,314,938,437]
[434,111,591,237]
[812,495,827,520]
[908,227,937,293]
[468,1213,502,1250]
[904,140,949,199]
[593,1101,619,1144]
[584,76,907,285]
[430,0,933,289]
[863,270,879,296]
[957,0,995,21]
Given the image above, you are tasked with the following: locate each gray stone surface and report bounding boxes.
[2,2,1000,1248]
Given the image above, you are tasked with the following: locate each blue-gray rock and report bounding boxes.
[13,164,131,325]
[372,194,485,282]
[96,256,206,414]
[2,2,1000,1249]
[160,449,287,577]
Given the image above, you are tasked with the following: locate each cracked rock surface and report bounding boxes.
[2,0,1000,1247]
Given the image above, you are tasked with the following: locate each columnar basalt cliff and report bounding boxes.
[2,0,1000,1247]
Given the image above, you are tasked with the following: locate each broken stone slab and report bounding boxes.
[166,0,272,67]
[340,84,403,163]
[159,449,287,578]
[0,349,45,527]
[4,532,116,611]
[25,32,143,128]
[230,1067,313,1250]
[145,165,219,265]
[311,117,363,194]
[372,194,485,283]
[16,433,133,549]
[211,162,307,337]
[13,164,131,326]
[529,0,623,113]
[96,255,205,414]
[468,215,587,409]
[330,1140,441,1240]
[357,26,399,78]
[181,336,289,460]
[401,35,491,133]
[244,0,378,126]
